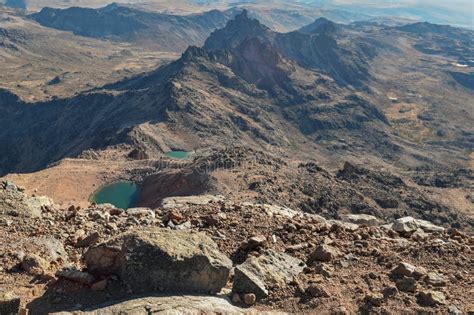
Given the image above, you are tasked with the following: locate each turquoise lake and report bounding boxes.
[90,181,140,210]
[165,151,189,159]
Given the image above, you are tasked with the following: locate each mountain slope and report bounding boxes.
[0,23,389,175]
[30,3,233,51]
[1,12,473,174]
[395,21,474,66]
[298,17,338,34]
[0,14,472,231]
[204,11,375,86]
[0,7,177,101]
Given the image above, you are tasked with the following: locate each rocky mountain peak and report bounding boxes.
[230,37,288,90]
[203,8,273,51]
[181,45,209,61]
[299,17,337,34]
[235,9,249,21]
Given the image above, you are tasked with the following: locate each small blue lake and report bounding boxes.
[90,181,140,210]
[165,151,190,159]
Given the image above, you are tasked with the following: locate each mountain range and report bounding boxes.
[0,4,473,313]
[1,10,472,217]
[30,3,233,51]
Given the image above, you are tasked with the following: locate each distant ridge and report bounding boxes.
[30,4,233,51]
[298,17,338,34]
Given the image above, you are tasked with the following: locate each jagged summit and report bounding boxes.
[0,11,386,175]
[1,3,474,314]
[181,45,209,60]
[202,12,371,86]
[204,9,273,51]
[235,8,249,20]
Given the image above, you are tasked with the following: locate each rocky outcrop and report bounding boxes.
[50,295,245,315]
[335,163,468,228]
[1,190,472,314]
[342,214,379,226]
[204,10,373,86]
[390,216,445,234]
[233,250,306,299]
[0,181,54,218]
[84,228,232,294]
[161,195,225,210]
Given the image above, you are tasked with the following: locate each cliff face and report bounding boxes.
[205,11,373,86]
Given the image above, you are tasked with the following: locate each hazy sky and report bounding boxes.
[309,0,473,11]
[314,0,473,27]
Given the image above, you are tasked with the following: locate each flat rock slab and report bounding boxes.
[233,250,306,299]
[162,195,225,210]
[51,295,247,315]
[342,214,379,226]
[0,182,53,218]
[391,216,444,234]
[84,228,232,294]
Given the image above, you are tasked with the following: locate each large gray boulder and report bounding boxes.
[391,217,445,234]
[51,295,245,314]
[233,250,306,299]
[24,195,54,218]
[84,228,232,294]
[392,217,419,234]
[14,236,67,264]
[342,214,379,227]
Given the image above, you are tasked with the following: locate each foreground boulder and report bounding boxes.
[0,181,54,218]
[15,236,67,266]
[342,214,379,226]
[233,250,306,299]
[391,217,445,234]
[161,195,225,210]
[84,228,232,294]
[50,295,244,314]
[56,269,95,286]
[390,262,416,278]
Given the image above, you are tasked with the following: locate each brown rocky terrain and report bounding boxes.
[0,6,473,315]
[1,11,472,174]
[0,7,178,101]
[0,180,472,314]
[0,12,472,224]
